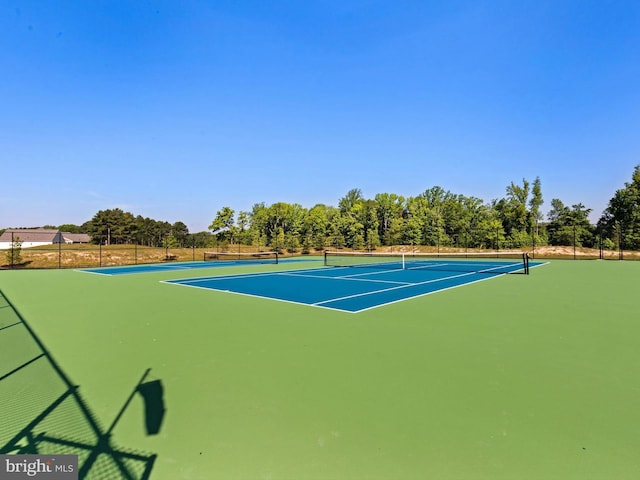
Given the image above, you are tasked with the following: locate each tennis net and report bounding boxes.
[324,251,530,274]
[203,251,279,264]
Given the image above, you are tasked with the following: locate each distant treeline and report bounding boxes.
[7,166,638,252]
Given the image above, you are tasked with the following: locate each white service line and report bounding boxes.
[313,270,475,306]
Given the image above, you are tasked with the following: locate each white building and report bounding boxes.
[61,232,91,244]
[0,229,66,249]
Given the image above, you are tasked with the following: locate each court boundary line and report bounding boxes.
[407,260,524,273]
[162,267,346,284]
[75,270,113,276]
[76,257,320,276]
[161,261,549,313]
[161,259,547,285]
[352,260,549,312]
[162,269,494,313]
[163,279,347,313]
[350,274,501,313]
[313,271,475,306]
[75,263,202,276]
[276,271,411,285]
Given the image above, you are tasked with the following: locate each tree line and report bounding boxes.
[25,165,639,252]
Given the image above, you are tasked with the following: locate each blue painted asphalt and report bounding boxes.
[79,258,313,275]
[163,263,542,313]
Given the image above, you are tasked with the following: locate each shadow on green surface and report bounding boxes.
[0,290,158,479]
[136,380,165,436]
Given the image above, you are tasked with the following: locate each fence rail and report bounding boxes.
[1,230,638,269]
[2,244,204,269]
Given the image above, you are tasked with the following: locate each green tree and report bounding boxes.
[336,189,367,249]
[57,224,83,233]
[529,177,544,236]
[188,231,214,248]
[461,196,489,248]
[135,216,166,247]
[163,234,179,249]
[85,208,136,245]
[404,196,426,246]
[338,188,364,213]
[419,187,452,247]
[5,236,23,266]
[274,227,285,253]
[262,202,307,250]
[374,193,405,245]
[599,165,640,250]
[248,203,270,246]
[547,199,593,247]
[304,204,332,250]
[284,231,301,253]
[326,208,346,249]
[403,219,421,246]
[209,207,235,243]
[172,221,189,247]
[358,199,380,249]
[492,178,543,247]
[502,178,531,235]
[236,211,251,245]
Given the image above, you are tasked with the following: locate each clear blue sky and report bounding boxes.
[1,0,639,232]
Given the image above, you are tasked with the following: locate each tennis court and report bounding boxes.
[164,252,544,312]
[80,252,304,276]
[3,258,640,480]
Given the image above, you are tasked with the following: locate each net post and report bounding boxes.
[402,253,406,270]
[324,250,328,266]
[524,253,530,275]
[275,251,279,264]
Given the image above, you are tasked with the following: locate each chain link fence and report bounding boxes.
[1,227,638,269]
[0,289,157,479]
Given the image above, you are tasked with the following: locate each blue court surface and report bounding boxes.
[79,258,311,276]
[163,261,543,313]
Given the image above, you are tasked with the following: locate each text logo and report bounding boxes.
[0,455,77,480]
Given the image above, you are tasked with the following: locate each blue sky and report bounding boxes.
[1,0,639,232]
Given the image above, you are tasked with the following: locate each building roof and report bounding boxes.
[62,233,91,243]
[0,228,61,243]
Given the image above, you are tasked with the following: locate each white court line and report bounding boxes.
[351,274,499,313]
[166,270,283,284]
[163,278,348,313]
[77,263,202,276]
[345,261,549,313]
[75,269,112,276]
[313,271,476,306]
[276,271,411,285]
[407,261,522,273]
[167,265,405,285]
[163,262,549,313]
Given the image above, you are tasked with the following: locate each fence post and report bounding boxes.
[532,223,536,259]
[619,222,624,261]
[10,232,14,269]
[599,227,603,260]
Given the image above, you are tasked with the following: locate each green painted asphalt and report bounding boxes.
[1,259,639,479]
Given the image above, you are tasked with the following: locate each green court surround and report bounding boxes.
[1,259,639,479]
